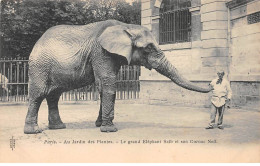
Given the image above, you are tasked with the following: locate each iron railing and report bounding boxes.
[0,58,28,102]
[0,58,140,102]
[159,0,191,44]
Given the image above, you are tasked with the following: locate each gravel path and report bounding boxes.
[0,103,259,162]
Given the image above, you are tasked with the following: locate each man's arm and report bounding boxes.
[226,80,232,100]
[209,79,214,91]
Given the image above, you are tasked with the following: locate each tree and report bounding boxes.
[0,0,140,59]
[113,0,141,25]
[82,0,140,24]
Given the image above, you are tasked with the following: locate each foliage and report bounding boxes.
[0,0,141,59]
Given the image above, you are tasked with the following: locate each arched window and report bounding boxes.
[159,0,191,44]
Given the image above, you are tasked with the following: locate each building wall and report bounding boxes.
[227,0,260,110]
[139,81,211,107]
[140,0,260,110]
[228,0,260,80]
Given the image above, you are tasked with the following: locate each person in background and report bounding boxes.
[0,73,9,99]
[206,69,232,130]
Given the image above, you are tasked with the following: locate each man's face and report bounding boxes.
[217,72,225,79]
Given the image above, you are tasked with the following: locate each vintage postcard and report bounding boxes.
[0,0,259,163]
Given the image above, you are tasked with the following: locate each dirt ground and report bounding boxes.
[0,102,259,162]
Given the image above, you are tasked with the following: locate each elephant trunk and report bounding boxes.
[154,54,211,93]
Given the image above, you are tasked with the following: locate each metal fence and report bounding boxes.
[0,58,29,102]
[0,58,140,102]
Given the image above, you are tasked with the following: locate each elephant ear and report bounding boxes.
[124,28,152,48]
[98,25,133,64]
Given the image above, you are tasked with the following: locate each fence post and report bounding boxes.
[23,58,26,101]
[3,59,6,101]
[17,58,19,102]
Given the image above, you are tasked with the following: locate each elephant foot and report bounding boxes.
[100,121,118,132]
[96,117,114,127]
[24,123,43,134]
[100,125,118,132]
[95,118,102,127]
[48,122,66,130]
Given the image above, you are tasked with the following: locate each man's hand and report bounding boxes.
[226,99,231,108]
[209,84,214,91]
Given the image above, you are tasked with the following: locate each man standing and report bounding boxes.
[206,69,232,130]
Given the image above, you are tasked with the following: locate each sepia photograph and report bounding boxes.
[0,0,259,163]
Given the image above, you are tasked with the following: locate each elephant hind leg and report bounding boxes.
[24,89,45,134]
[46,91,66,130]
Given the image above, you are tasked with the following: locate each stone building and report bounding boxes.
[139,0,260,110]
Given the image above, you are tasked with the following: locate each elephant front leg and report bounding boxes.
[96,75,118,132]
[100,91,117,132]
[95,94,103,127]
[91,48,121,132]
[95,93,115,127]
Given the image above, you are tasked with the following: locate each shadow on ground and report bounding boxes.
[62,121,212,130]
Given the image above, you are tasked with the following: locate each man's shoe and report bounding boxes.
[205,125,214,129]
[218,126,224,130]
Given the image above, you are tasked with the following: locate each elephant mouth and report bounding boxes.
[146,50,165,70]
[144,64,153,70]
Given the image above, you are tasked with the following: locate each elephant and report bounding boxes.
[24,19,211,134]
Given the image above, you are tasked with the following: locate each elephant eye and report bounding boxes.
[144,44,155,53]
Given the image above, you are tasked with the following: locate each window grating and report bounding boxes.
[248,11,260,24]
[159,0,191,45]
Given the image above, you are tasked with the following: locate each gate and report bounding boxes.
[0,58,140,102]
